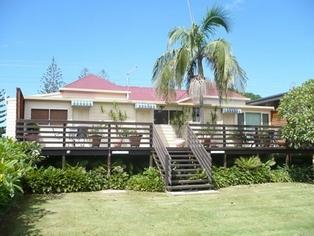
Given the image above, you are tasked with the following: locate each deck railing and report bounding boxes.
[16,119,153,148]
[189,124,283,148]
[186,126,212,183]
[152,125,172,185]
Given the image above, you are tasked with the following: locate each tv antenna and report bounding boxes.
[126,65,138,90]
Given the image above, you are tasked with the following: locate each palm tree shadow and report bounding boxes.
[1,194,64,235]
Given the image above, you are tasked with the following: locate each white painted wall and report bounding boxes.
[24,100,72,119]
[6,98,16,138]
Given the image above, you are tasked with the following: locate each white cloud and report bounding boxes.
[225,0,245,11]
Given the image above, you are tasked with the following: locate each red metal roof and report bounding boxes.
[62,74,246,102]
[63,74,123,91]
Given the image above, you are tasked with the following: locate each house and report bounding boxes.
[7,75,312,192]
[6,74,274,138]
[247,93,287,126]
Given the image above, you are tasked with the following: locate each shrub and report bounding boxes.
[127,167,165,192]
[278,79,314,148]
[0,138,42,207]
[108,166,129,190]
[212,156,313,189]
[287,166,314,183]
[270,168,292,183]
[26,166,108,194]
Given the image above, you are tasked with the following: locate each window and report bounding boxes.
[246,113,261,126]
[31,109,68,124]
[192,107,200,122]
[262,113,269,125]
[50,110,67,121]
[31,109,49,120]
[237,113,244,125]
[237,112,270,126]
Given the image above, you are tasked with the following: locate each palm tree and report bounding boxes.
[152,6,246,123]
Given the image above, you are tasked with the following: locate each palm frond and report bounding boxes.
[204,39,247,102]
[202,6,230,36]
[152,50,177,102]
[174,47,191,87]
[168,27,190,49]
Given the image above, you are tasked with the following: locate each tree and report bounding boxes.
[278,79,314,148]
[78,68,90,79]
[99,69,109,79]
[0,89,6,135]
[243,92,261,100]
[39,57,64,94]
[152,6,246,123]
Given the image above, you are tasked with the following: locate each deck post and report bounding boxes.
[108,124,111,148]
[62,122,66,147]
[61,155,66,169]
[107,150,111,177]
[149,153,153,167]
[222,126,226,147]
[285,153,291,166]
[223,154,227,168]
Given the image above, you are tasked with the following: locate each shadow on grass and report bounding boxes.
[0,194,64,235]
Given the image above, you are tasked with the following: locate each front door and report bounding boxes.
[154,110,168,124]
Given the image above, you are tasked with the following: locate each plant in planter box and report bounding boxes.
[89,124,107,147]
[127,130,143,147]
[25,122,40,141]
[170,107,191,147]
[101,102,128,147]
[203,106,218,147]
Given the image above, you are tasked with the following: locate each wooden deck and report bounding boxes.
[16,120,313,157]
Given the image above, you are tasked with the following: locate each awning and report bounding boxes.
[135,103,157,109]
[71,99,93,107]
[222,108,242,113]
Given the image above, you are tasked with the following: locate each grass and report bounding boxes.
[2,183,314,236]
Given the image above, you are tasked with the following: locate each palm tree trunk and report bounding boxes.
[197,57,205,124]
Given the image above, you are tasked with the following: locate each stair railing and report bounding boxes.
[186,125,212,184]
[152,125,172,186]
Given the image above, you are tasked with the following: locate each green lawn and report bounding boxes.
[2,183,314,236]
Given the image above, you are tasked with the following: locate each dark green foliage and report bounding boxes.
[242,92,261,100]
[212,156,313,189]
[25,165,132,193]
[287,166,314,183]
[0,89,6,129]
[25,166,108,194]
[108,166,129,190]
[40,57,64,94]
[127,167,165,192]
[0,139,42,207]
[278,79,314,148]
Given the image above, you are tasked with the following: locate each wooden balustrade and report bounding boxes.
[189,124,284,149]
[152,125,172,185]
[186,126,212,183]
[16,119,153,148]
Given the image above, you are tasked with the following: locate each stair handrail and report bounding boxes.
[186,125,212,184]
[152,125,172,185]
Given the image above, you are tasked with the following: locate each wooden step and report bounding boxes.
[172,179,208,184]
[171,159,198,163]
[172,173,198,178]
[167,183,211,191]
[172,168,201,172]
[171,163,201,168]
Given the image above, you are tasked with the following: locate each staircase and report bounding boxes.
[154,124,177,147]
[153,148,211,191]
[152,125,212,192]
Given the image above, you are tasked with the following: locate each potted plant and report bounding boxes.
[89,125,106,147]
[170,107,191,147]
[25,122,40,141]
[128,130,143,147]
[101,103,128,148]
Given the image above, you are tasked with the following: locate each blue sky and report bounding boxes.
[0,0,313,97]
